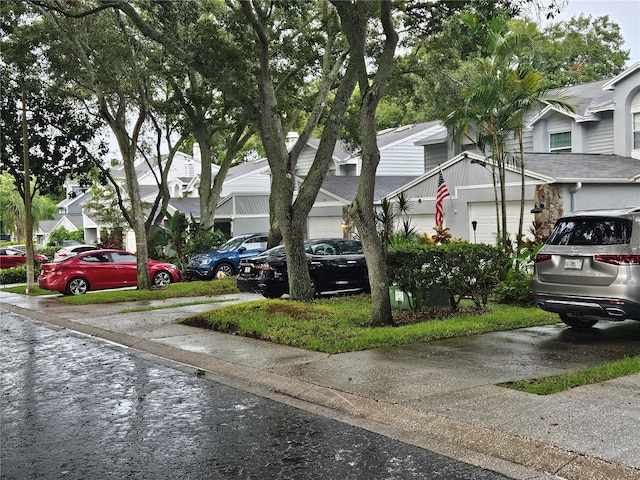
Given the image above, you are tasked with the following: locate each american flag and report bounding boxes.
[435,171,450,227]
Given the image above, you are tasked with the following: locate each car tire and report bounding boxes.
[310,277,318,297]
[67,277,88,295]
[152,270,172,287]
[215,262,235,277]
[559,313,598,329]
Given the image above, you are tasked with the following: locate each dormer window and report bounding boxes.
[185,158,195,177]
[550,131,571,152]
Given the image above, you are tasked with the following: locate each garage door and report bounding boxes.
[307,216,344,239]
[469,201,534,245]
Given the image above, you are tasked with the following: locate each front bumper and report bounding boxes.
[237,277,287,298]
[186,267,214,280]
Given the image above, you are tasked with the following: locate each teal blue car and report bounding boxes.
[186,233,268,279]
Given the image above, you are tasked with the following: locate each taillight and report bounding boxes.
[594,254,640,265]
[534,253,552,263]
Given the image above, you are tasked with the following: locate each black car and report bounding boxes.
[236,238,369,298]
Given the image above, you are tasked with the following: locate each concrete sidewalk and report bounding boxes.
[2,289,640,480]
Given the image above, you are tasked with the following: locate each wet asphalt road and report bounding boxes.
[0,312,512,480]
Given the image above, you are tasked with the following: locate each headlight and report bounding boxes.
[198,259,212,266]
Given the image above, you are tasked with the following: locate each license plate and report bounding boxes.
[564,258,583,270]
[244,266,252,273]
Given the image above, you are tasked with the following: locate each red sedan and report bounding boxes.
[38,249,182,295]
[0,247,48,269]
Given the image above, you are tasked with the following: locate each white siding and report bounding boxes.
[547,115,572,132]
[376,134,431,176]
[376,145,426,175]
[586,115,614,153]
[296,148,318,176]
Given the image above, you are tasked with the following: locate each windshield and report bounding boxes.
[256,245,285,257]
[217,236,247,252]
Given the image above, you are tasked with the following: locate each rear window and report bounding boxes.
[547,217,632,246]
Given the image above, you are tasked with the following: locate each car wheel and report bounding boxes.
[310,277,318,297]
[559,313,598,328]
[152,270,172,287]
[67,277,88,295]
[215,262,235,277]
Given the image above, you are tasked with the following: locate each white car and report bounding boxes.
[53,244,98,262]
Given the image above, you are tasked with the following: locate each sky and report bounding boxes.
[540,0,640,67]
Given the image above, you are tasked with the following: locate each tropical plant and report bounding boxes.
[444,12,574,248]
[47,226,83,246]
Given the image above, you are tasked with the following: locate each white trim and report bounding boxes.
[602,62,640,90]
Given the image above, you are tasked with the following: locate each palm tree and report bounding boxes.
[445,14,575,248]
[0,174,56,242]
[506,66,575,249]
[445,31,525,246]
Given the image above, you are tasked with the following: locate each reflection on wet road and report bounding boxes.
[1,312,512,480]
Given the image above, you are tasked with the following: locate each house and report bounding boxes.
[373,62,640,244]
[47,63,639,249]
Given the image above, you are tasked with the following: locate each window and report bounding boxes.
[550,132,571,152]
[633,113,640,150]
[243,236,268,250]
[547,217,632,246]
[111,252,137,263]
[336,240,364,254]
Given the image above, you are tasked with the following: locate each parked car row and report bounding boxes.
[0,243,98,269]
[12,205,640,329]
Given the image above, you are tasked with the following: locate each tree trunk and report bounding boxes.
[335,0,398,326]
[517,130,525,250]
[116,135,150,290]
[20,76,35,294]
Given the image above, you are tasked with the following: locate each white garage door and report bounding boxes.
[469,201,534,245]
[307,216,344,239]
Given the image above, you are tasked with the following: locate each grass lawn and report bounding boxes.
[179,294,560,354]
[1,278,239,303]
[500,356,640,395]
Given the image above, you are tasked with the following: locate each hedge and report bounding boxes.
[387,243,510,310]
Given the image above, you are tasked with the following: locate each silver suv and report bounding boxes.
[532,207,640,328]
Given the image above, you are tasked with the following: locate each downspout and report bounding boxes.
[569,182,582,212]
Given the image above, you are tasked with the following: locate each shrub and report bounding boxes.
[0,263,41,284]
[387,243,510,310]
[494,271,534,306]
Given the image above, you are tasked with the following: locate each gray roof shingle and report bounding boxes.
[524,153,640,181]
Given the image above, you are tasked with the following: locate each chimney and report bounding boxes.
[193,142,201,162]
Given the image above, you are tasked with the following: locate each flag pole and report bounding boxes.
[439,166,456,214]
